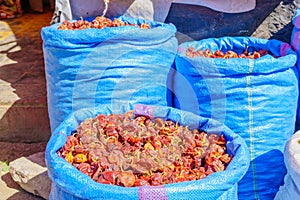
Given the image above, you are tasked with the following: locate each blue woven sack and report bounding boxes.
[45,104,249,200]
[291,8,300,129]
[41,16,177,132]
[173,36,298,200]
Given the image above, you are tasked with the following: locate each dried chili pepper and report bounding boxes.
[58,16,151,30]
[57,111,233,187]
[186,46,272,59]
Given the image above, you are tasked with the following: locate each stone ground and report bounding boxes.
[0,4,51,143]
[0,142,47,200]
[0,3,52,199]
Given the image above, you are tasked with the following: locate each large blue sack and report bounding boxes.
[173,36,299,200]
[45,104,250,200]
[291,8,300,129]
[41,16,178,132]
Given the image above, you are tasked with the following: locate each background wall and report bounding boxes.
[165,0,299,44]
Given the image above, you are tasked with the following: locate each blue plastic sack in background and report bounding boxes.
[45,104,250,200]
[41,16,178,132]
[291,8,300,130]
[173,36,299,200]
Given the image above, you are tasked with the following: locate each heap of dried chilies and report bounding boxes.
[58,16,151,30]
[186,46,270,59]
[57,111,233,187]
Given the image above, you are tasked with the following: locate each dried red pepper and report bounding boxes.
[57,111,233,187]
[186,46,271,59]
[58,16,151,30]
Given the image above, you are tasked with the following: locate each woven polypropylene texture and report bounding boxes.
[45,104,250,200]
[41,16,178,132]
[173,36,298,200]
[291,8,300,130]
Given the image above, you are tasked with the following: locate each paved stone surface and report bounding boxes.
[0,141,47,200]
[0,4,53,199]
[9,152,51,199]
[0,7,53,143]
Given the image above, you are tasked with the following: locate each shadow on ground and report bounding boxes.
[1,173,44,200]
[0,9,53,143]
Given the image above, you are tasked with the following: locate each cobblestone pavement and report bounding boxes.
[0,6,52,143]
[0,6,53,200]
[0,142,47,200]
